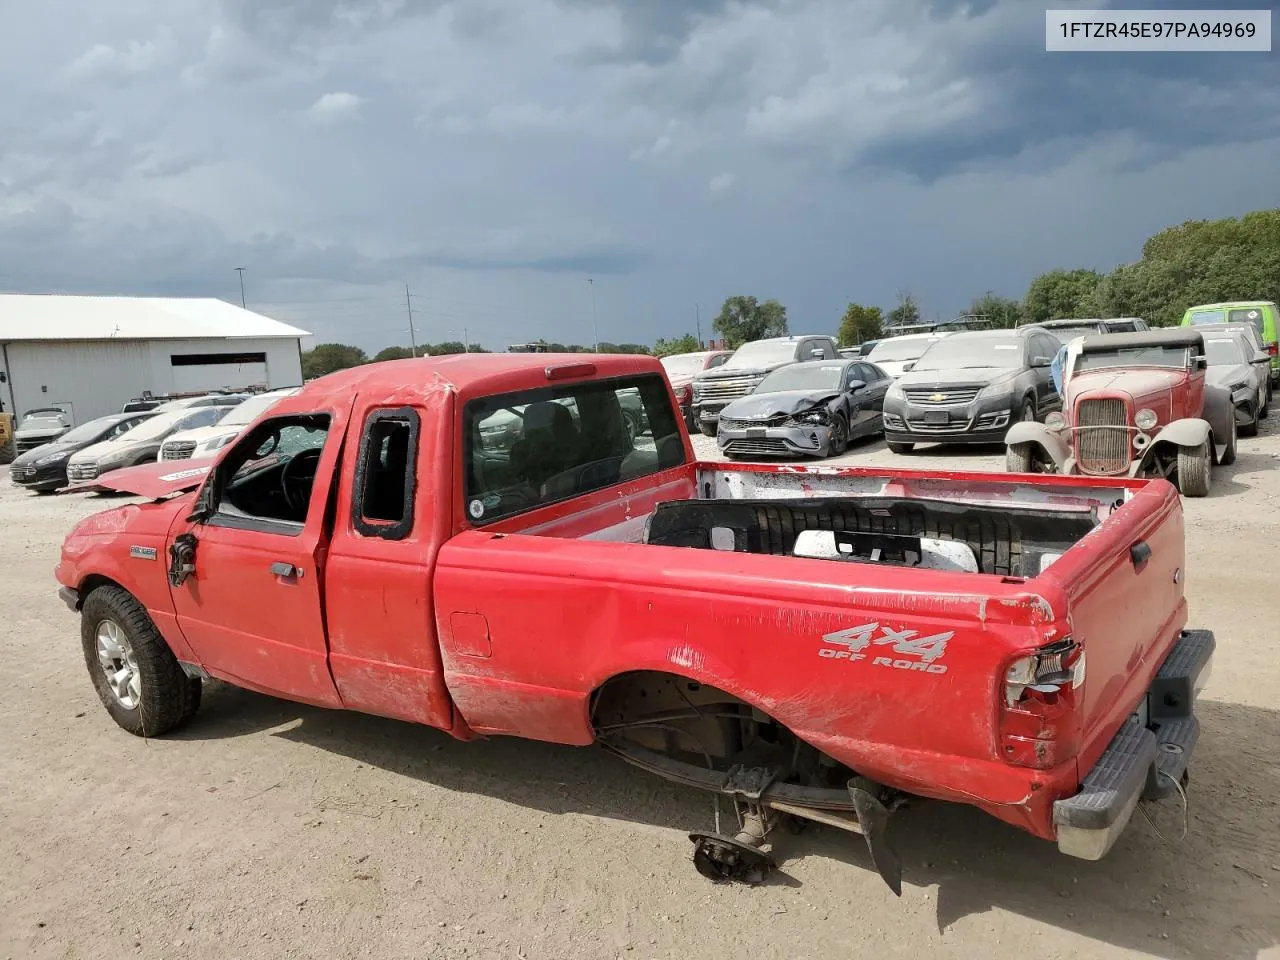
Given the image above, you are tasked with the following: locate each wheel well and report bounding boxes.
[76,574,127,608]
[589,670,852,787]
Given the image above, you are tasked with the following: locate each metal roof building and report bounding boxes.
[0,295,309,426]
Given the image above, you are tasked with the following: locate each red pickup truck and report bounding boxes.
[56,354,1212,894]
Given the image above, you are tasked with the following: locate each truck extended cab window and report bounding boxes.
[465,374,684,523]
[352,408,419,539]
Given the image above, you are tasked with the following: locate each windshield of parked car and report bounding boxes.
[755,362,845,393]
[1226,307,1267,337]
[660,354,711,379]
[220,391,293,426]
[18,411,67,429]
[865,337,936,363]
[911,335,1023,371]
[1043,322,1101,336]
[723,341,797,368]
[1204,337,1246,366]
[1075,345,1190,372]
[57,417,131,444]
[117,409,203,442]
[1188,309,1226,326]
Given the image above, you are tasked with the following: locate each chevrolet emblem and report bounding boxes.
[930,392,947,402]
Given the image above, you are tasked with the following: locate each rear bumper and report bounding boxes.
[1052,628,1214,859]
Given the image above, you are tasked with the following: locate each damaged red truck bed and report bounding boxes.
[56,353,1213,893]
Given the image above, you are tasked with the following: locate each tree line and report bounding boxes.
[302,208,1280,378]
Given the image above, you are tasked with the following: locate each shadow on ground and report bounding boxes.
[174,685,1279,959]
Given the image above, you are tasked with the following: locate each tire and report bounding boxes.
[1018,398,1037,424]
[1220,417,1238,465]
[80,585,202,737]
[827,413,850,457]
[623,411,639,443]
[1176,440,1212,497]
[1259,384,1269,419]
[1005,441,1041,473]
[886,441,914,455]
[1242,403,1259,438]
[698,421,717,438]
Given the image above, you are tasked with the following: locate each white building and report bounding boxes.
[0,295,309,424]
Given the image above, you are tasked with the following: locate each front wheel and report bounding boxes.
[1018,398,1037,424]
[1176,440,1212,497]
[1005,441,1045,473]
[698,421,717,438]
[827,413,850,457]
[886,441,914,455]
[80,586,202,736]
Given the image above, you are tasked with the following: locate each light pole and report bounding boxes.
[235,267,246,308]
[587,278,598,352]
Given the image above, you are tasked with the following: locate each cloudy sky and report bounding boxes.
[2,0,1278,352]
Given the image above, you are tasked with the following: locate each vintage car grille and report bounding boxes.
[1075,398,1130,475]
[696,376,762,403]
[903,387,981,405]
[723,438,792,457]
[162,441,197,460]
[67,462,99,481]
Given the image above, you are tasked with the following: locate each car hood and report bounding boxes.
[721,390,837,420]
[15,424,67,440]
[70,437,155,463]
[1206,364,1253,388]
[895,366,1020,389]
[11,440,79,467]
[696,361,791,380]
[82,458,216,499]
[873,359,917,378]
[1068,368,1182,401]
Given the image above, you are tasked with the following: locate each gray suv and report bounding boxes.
[881,326,1062,453]
[690,335,839,436]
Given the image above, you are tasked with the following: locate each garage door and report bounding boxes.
[169,351,269,393]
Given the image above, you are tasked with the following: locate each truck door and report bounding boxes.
[167,407,350,707]
[322,402,456,730]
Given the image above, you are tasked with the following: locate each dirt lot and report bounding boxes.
[2,428,1279,960]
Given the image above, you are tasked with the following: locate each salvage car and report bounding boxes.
[57,353,1212,895]
[1190,321,1272,408]
[660,351,732,429]
[9,411,157,492]
[691,336,840,436]
[881,327,1062,454]
[1182,301,1278,386]
[66,405,237,483]
[716,358,889,459]
[13,406,75,455]
[158,387,300,461]
[1201,329,1269,436]
[1004,328,1234,497]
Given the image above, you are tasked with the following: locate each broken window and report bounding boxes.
[209,414,332,531]
[464,374,685,525]
[353,408,419,540]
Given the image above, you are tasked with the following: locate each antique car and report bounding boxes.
[1004,328,1234,497]
[715,358,891,459]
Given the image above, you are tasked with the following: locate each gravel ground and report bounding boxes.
[2,427,1279,960]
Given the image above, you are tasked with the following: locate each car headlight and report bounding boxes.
[34,450,71,466]
[205,434,237,452]
[979,382,1016,400]
[1135,408,1158,431]
[1045,411,1066,429]
[794,408,831,425]
[886,382,905,401]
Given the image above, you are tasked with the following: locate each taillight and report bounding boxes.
[998,638,1085,769]
[1268,343,1278,358]
[676,385,692,404]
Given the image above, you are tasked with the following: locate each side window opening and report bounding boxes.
[207,414,332,532]
[352,408,419,540]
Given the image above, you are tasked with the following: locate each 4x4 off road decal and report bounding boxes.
[820,621,952,675]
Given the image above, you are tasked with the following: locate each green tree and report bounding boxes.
[301,343,367,379]
[1021,268,1103,324]
[373,346,415,362]
[428,341,468,356]
[836,303,883,346]
[885,291,921,329]
[712,296,788,348]
[596,342,653,355]
[653,334,702,357]
[968,292,1023,329]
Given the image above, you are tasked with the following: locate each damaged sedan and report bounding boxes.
[716,358,890,459]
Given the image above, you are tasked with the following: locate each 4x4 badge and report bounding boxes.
[820,621,952,674]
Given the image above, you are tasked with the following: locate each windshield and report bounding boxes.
[1075,345,1189,372]
[723,341,797,368]
[755,363,845,393]
[19,412,67,429]
[866,337,936,362]
[220,391,291,426]
[1044,322,1100,336]
[1188,309,1226,326]
[58,418,128,444]
[912,336,1024,371]
[661,354,710,379]
[116,410,193,442]
[1226,307,1266,336]
[1204,337,1245,365]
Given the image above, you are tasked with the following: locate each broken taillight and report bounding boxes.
[998,638,1085,769]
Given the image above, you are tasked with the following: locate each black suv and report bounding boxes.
[690,335,840,436]
[881,326,1062,453]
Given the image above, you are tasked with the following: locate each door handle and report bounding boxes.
[270,561,303,579]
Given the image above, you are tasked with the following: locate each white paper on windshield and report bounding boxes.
[993,344,1019,350]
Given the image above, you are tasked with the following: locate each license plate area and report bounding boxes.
[924,411,949,425]
[746,427,767,438]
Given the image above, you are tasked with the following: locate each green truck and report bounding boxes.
[1182,301,1279,385]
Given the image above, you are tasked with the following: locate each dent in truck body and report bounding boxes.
[55,353,1205,888]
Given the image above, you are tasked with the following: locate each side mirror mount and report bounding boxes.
[1192,354,1208,371]
[1032,355,1052,368]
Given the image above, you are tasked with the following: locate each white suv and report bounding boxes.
[157,387,300,461]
